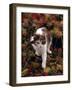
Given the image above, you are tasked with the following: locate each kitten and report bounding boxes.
[30,27,52,69]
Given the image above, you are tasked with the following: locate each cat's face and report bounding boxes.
[33,34,46,45]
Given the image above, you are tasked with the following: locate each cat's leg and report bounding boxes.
[41,45,47,69]
[47,37,52,54]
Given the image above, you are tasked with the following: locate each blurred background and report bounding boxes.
[21,13,63,77]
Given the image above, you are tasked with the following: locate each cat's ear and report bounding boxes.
[30,36,34,42]
[30,36,35,44]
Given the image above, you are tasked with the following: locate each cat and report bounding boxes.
[30,26,52,69]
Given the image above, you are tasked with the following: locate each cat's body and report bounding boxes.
[30,27,52,69]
